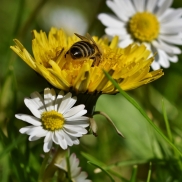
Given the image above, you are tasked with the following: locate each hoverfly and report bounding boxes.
[65,33,102,66]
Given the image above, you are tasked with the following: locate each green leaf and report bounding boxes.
[130,165,138,182]
[103,70,182,157]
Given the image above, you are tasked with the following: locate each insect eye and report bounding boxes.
[70,47,83,59]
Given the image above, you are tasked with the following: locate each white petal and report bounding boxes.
[64,125,88,135]
[158,34,182,45]
[61,97,77,115]
[24,98,43,118]
[159,8,182,23]
[58,92,72,113]
[65,121,89,128]
[64,105,85,118]
[26,126,45,136]
[29,91,46,115]
[19,126,34,134]
[43,140,53,153]
[44,131,52,143]
[152,40,181,54]
[57,130,68,149]
[15,114,41,126]
[157,49,170,68]
[151,60,161,70]
[63,128,84,137]
[55,90,64,111]
[62,132,74,146]
[106,0,130,22]
[146,0,158,12]
[105,27,128,37]
[156,0,173,17]
[65,109,87,120]
[133,0,145,12]
[44,88,56,111]
[66,116,89,121]
[119,0,136,16]
[160,23,182,34]
[118,38,133,48]
[52,131,60,144]
[29,135,41,141]
[98,13,124,28]
[167,54,178,63]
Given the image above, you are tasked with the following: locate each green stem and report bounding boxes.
[42,147,67,182]
[162,100,173,143]
[38,152,50,182]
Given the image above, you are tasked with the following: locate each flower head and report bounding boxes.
[11,27,163,94]
[55,153,91,182]
[98,0,182,70]
[15,88,89,153]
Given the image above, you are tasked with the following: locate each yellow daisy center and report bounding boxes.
[129,12,160,42]
[41,111,65,131]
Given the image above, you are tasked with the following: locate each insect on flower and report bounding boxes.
[65,33,102,66]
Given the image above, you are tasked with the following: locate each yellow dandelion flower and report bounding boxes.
[10,27,163,95]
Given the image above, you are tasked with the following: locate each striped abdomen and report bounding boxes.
[69,41,95,59]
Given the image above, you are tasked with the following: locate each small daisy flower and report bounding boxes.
[15,88,89,153]
[98,0,182,70]
[55,153,91,182]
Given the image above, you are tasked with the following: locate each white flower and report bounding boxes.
[55,153,91,182]
[98,0,182,70]
[16,88,89,153]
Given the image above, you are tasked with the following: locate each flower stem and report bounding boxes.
[38,152,50,182]
[42,147,67,182]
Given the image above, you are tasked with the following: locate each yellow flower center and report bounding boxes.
[129,12,160,42]
[41,111,65,131]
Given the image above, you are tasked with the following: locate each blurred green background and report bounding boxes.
[0,0,182,181]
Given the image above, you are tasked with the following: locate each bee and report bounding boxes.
[65,33,102,66]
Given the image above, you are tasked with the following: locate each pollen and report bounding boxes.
[41,111,65,131]
[129,12,160,42]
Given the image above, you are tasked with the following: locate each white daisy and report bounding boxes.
[98,0,182,70]
[15,88,89,153]
[55,153,91,182]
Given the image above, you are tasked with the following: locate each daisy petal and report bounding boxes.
[105,27,128,37]
[24,98,42,118]
[98,13,124,28]
[118,38,133,48]
[19,126,34,134]
[29,91,46,114]
[159,8,182,23]
[55,90,64,111]
[63,105,85,118]
[167,54,178,63]
[43,140,53,153]
[57,130,68,149]
[58,92,72,113]
[156,0,173,17]
[133,0,145,12]
[44,88,56,111]
[15,114,41,126]
[106,0,129,21]
[157,49,170,68]
[61,97,77,114]
[159,34,182,45]
[146,0,158,12]
[65,109,87,120]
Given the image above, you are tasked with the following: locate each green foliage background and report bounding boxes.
[0,0,182,181]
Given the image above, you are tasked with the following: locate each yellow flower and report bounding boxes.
[10,27,163,94]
